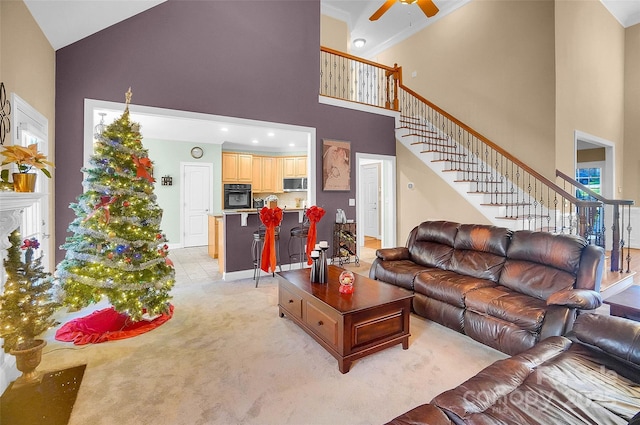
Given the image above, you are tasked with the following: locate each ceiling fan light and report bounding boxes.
[353,38,366,48]
[400,0,418,4]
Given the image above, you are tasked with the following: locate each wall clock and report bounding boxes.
[190,146,204,159]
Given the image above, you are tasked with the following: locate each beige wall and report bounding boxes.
[1,0,56,265]
[624,23,640,202]
[378,0,556,175]
[554,0,625,193]
[320,14,349,52]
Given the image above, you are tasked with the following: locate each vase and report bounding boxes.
[10,339,47,386]
[12,173,37,192]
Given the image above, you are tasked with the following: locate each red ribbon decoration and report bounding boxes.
[305,206,326,265]
[131,155,155,183]
[85,196,118,224]
[260,206,283,273]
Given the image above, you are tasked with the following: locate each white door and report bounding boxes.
[183,163,212,247]
[362,164,380,238]
[13,95,50,270]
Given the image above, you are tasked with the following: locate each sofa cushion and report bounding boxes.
[571,313,640,366]
[371,260,428,290]
[432,336,640,423]
[499,231,586,299]
[408,221,458,269]
[414,270,496,308]
[464,286,546,332]
[449,224,511,282]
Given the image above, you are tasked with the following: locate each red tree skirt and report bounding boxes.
[55,304,174,345]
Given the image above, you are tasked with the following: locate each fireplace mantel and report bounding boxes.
[0,192,45,250]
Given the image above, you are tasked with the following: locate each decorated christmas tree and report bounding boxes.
[56,89,175,321]
[0,230,60,353]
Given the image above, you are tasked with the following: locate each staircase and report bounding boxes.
[320,46,635,290]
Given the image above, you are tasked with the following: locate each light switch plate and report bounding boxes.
[349,198,355,206]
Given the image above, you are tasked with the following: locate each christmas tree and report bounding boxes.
[0,230,60,352]
[56,89,175,321]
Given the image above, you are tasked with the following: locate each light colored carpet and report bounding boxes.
[39,271,507,424]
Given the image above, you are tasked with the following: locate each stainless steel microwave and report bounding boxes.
[283,178,307,192]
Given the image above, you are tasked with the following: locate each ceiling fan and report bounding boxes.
[369,0,439,21]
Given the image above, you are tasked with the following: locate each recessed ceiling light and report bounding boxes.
[221,127,228,132]
[267,132,275,137]
[289,143,295,147]
[252,139,259,144]
[353,38,366,48]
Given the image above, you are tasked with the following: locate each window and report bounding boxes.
[575,167,601,200]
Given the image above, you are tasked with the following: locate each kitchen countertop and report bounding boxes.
[221,208,305,215]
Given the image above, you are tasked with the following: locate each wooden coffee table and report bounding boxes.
[604,285,640,322]
[277,265,414,373]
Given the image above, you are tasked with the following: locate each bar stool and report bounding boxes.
[288,208,310,269]
[252,222,281,287]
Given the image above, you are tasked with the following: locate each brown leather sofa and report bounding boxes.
[386,313,640,424]
[369,221,604,355]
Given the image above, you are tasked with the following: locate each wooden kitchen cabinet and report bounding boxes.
[275,157,284,193]
[283,156,307,178]
[222,152,252,183]
[208,215,221,259]
[252,155,278,193]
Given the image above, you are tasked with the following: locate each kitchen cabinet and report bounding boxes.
[222,152,252,183]
[208,215,221,259]
[252,156,279,193]
[283,156,307,178]
[275,157,284,193]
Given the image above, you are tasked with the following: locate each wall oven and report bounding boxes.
[224,184,252,209]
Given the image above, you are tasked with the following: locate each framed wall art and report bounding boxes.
[322,139,351,191]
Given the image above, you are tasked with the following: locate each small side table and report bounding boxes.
[604,286,640,322]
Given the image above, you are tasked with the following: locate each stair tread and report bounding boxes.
[468,191,518,194]
[422,150,466,156]
[497,215,551,220]
[480,203,532,206]
[455,179,503,183]
[412,142,457,149]
[403,133,449,140]
[397,125,438,134]
[443,169,491,174]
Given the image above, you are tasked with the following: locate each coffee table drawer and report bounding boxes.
[279,286,303,319]
[306,302,338,346]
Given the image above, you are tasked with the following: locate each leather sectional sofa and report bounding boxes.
[369,221,604,355]
[386,313,640,424]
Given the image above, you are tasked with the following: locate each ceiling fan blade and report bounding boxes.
[369,0,397,21]
[417,0,439,17]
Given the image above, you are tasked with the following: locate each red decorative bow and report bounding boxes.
[85,196,118,224]
[131,155,155,183]
[305,206,325,265]
[260,206,283,273]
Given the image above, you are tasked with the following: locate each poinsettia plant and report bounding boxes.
[1,143,54,178]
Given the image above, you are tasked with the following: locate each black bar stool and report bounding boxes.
[288,208,309,269]
[252,213,281,287]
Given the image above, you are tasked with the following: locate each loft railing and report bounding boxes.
[320,47,399,110]
[557,170,634,272]
[318,47,613,247]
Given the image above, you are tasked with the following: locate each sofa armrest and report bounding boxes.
[570,313,640,365]
[376,247,410,261]
[546,288,602,310]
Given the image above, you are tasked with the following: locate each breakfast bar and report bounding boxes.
[215,208,309,277]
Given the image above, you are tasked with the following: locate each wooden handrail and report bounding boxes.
[556,169,634,206]
[320,47,398,72]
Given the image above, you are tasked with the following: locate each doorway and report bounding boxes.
[181,163,213,247]
[356,153,396,262]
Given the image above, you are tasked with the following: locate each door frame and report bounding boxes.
[356,153,396,252]
[180,162,213,249]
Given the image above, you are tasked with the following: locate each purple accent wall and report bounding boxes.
[55,0,395,267]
